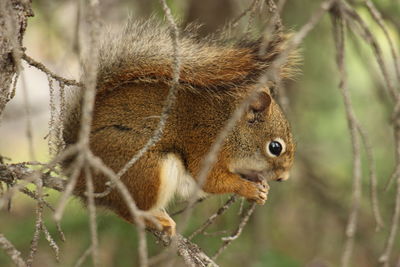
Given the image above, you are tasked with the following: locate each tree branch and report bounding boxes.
[0,162,218,267]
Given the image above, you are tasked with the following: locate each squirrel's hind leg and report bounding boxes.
[113,152,183,235]
[145,209,176,236]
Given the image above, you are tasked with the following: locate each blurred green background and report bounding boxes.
[1,0,400,266]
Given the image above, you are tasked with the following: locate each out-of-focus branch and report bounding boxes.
[0,234,27,267]
[331,6,363,267]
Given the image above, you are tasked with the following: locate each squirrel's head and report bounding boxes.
[225,89,295,183]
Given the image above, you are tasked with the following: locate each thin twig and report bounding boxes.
[203,230,229,237]
[379,173,400,266]
[8,72,19,101]
[230,0,260,29]
[261,0,286,109]
[356,123,384,231]
[77,0,100,148]
[245,0,261,34]
[342,1,398,100]
[84,165,99,267]
[47,76,58,156]
[379,105,400,266]
[58,82,66,151]
[171,197,208,216]
[53,155,83,222]
[26,199,43,266]
[212,203,257,261]
[41,217,60,262]
[22,54,81,87]
[74,246,92,267]
[265,0,283,33]
[189,195,237,240]
[364,0,400,84]
[290,0,336,48]
[238,197,245,216]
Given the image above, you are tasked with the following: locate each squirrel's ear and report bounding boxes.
[249,91,272,114]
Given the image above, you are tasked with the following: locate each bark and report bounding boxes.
[0,0,33,116]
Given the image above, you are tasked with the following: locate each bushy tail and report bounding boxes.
[96,18,299,94]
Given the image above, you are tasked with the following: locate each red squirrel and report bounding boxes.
[62,20,296,235]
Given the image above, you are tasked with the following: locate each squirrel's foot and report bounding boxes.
[146,210,176,236]
[236,179,269,205]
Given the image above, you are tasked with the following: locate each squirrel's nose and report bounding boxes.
[275,171,289,182]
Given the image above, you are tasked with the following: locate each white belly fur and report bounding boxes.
[154,153,207,211]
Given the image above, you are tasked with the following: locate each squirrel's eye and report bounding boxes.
[266,138,286,157]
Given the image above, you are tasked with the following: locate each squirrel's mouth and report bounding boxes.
[234,169,266,183]
[234,169,287,182]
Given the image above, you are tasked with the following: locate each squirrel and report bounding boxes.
[62,19,296,235]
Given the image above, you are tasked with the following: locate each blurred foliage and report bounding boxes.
[1,0,400,266]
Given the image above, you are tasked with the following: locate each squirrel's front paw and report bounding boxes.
[236,180,269,205]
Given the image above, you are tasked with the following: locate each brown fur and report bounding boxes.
[96,19,297,93]
[62,19,297,234]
